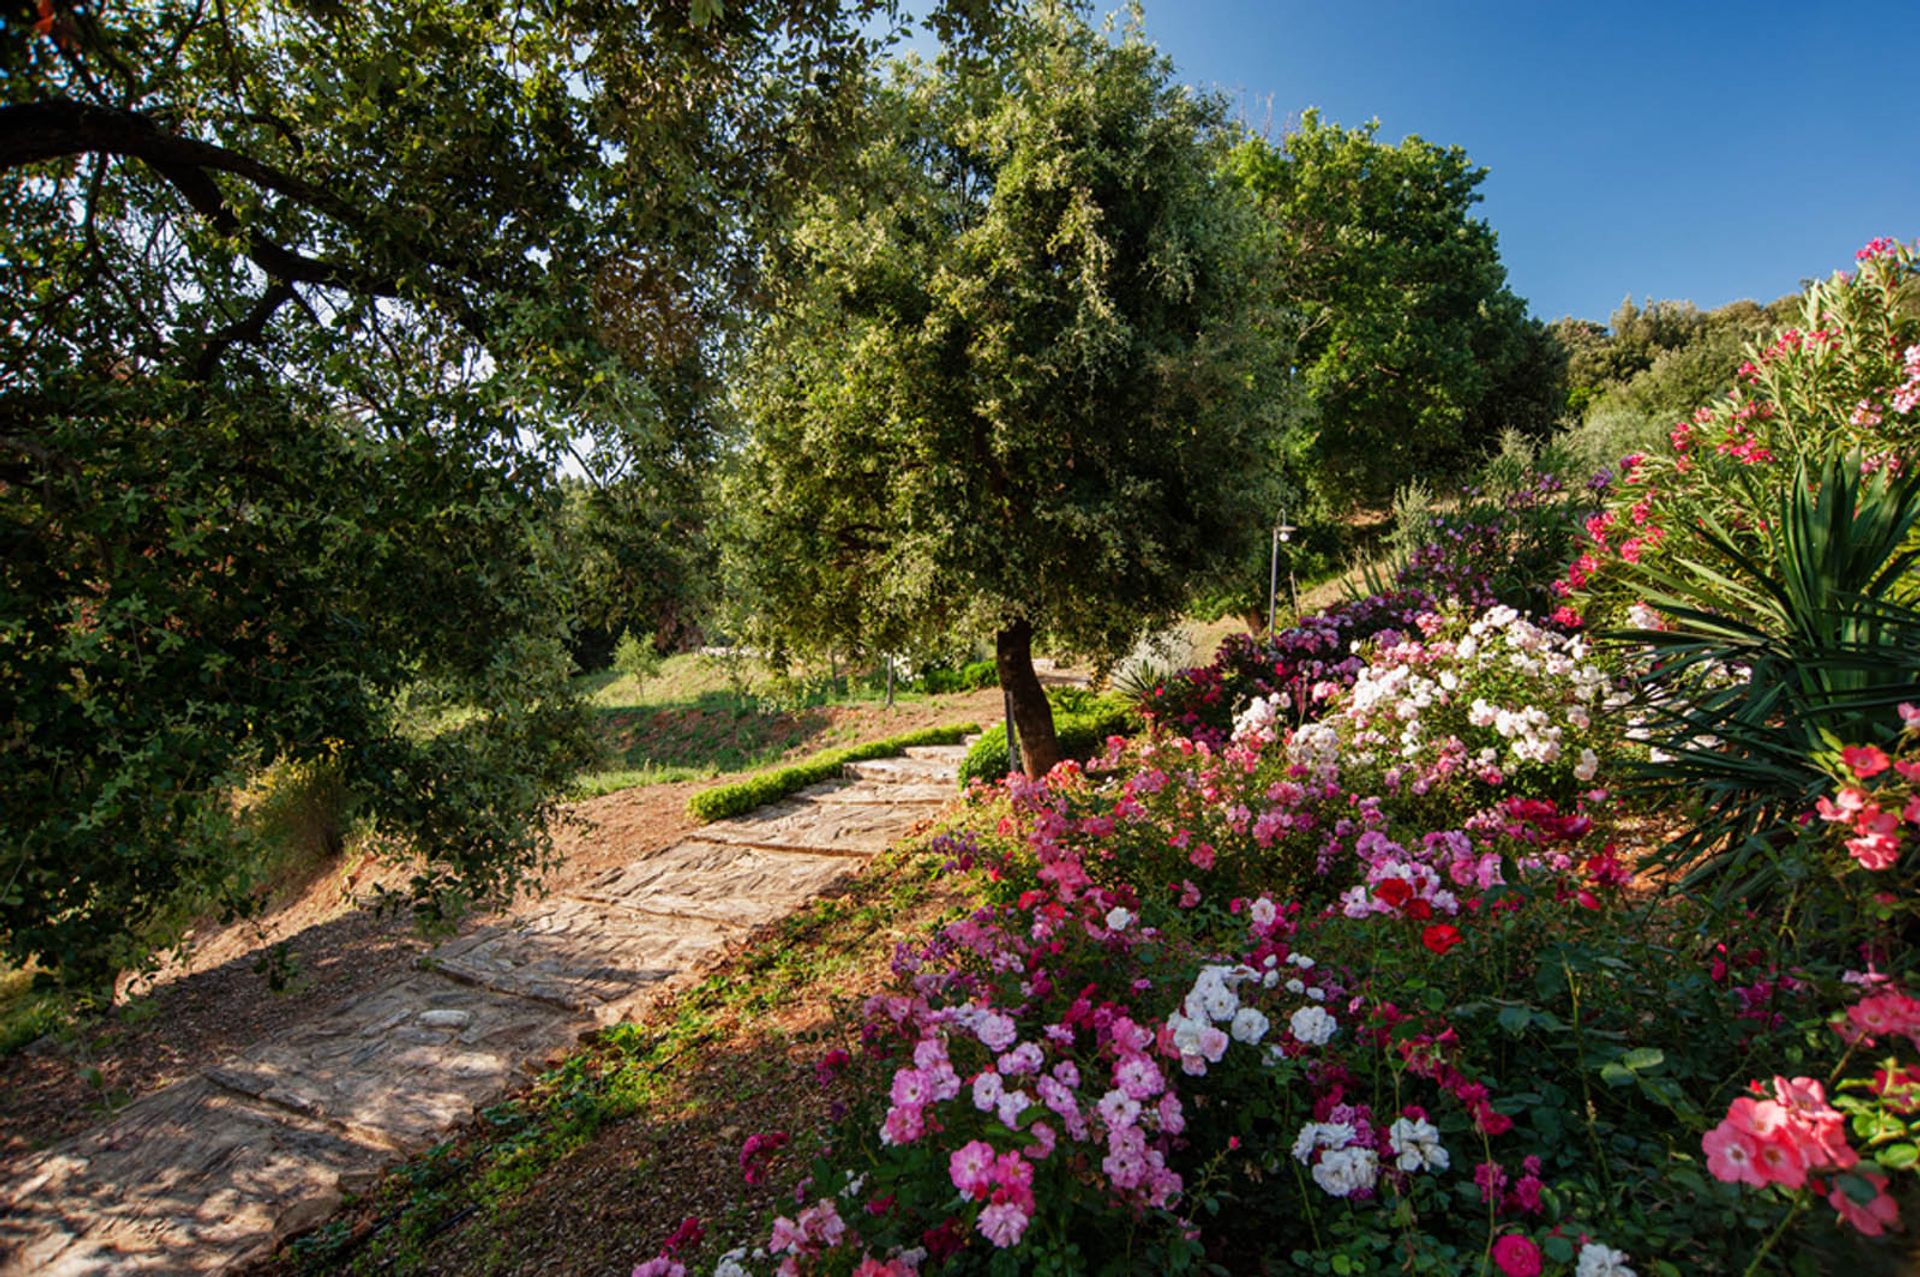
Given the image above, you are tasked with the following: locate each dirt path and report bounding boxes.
[0,781,705,1163]
[0,747,968,1277]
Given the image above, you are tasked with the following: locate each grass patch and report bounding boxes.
[572,653,973,798]
[0,964,66,1057]
[685,723,978,823]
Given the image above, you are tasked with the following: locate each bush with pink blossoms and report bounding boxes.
[671,661,1920,1275]
[1812,706,1920,883]
[1688,706,1920,1267]
[653,606,1920,1275]
[1560,238,1920,627]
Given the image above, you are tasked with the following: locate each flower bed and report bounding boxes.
[625,600,1920,1275]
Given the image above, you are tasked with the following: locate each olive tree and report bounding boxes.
[727,2,1294,776]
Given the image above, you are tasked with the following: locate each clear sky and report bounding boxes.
[896,2,1920,325]
[1132,1,1919,323]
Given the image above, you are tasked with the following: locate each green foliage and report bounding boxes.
[1229,114,1561,507]
[686,724,978,823]
[1567,240,1920,625]
[1,0,892,983]
[612,630,663,684]
[1620,452,1920,898]
[724,2,1295,677]
[560,476,717,672]
[916,660,999,695]
[1553,294,1799,432]
[957,691,1138,785]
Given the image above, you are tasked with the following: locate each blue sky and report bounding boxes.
[898,2,1920,325]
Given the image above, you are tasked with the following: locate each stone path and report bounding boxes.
[0,745,967,1276]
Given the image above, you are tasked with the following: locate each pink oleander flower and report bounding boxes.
[1830,1171,1902,1237]
[1842,745,1892,778]
[1703,1121,1765,1187]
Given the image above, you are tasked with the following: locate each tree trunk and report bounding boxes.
[995,618,1062,778]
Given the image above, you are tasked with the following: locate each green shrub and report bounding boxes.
[957,690,1139,785]
[685,723,978,823]
[916,660,998,695]
[612,629,661,683]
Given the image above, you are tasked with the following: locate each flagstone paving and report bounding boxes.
[0,744,968,1277]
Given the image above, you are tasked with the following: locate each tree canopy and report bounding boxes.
[1229,113,1561,507]
[0,0,889,982]
[725,2,1294,775]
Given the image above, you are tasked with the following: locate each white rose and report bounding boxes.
[1289,1005,1337,1046]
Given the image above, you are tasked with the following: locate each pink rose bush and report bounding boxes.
[672,601,1751,1272]
[1695,707,1920,1248]
[1813,708,1920,877]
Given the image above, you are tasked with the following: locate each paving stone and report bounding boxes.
[204,974,590,1153]
[843,756,960,784]
[429,898,734,1020]
[573,839,855,927]
[699,800,924,856]
[792,780,954,806]
[901,744,969,764]
[0,1079,379,1277]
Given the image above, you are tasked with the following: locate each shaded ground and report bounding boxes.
[0,780,701,1163]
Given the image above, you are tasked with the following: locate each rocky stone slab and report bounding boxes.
[699,800,924,856]
[428,899,735,1021]
[843,756,960,784]
[573,839,855,928]
[901,744,969,765]
[204,974,589,1153]
[791,780,954,806]
[0,1079,379,1277]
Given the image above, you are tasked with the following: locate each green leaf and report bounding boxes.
[1877,1142,1919,1171]
[1835,1171,1881,1206]
[1621,1047,1666,1072]
[1497,1005,1532,1035]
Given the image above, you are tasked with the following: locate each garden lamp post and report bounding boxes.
[1268,512,1296,633]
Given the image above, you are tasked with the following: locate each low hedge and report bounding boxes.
[685,723,979,823]
[956,691,1139,785]
[916,660,999,694]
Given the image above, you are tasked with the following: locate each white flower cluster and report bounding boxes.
[1288,1004,1337,1045]
[1315,604,1611,785]
[1575,1241,1636,1277]
[1232,692,1291,744]
[1386,1115,1449,1173]
[1165,959,1301,1074]
[1292,1121,1378,1197]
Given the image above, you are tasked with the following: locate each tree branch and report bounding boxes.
[2,98,361,227]
[191,278,297,381]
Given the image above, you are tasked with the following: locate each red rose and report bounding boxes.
[1373,878,1414,909]
[1422,924,1464,955]
[1492,1234,1541,1277]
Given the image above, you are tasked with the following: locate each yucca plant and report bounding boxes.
[1609,451,1920,901]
